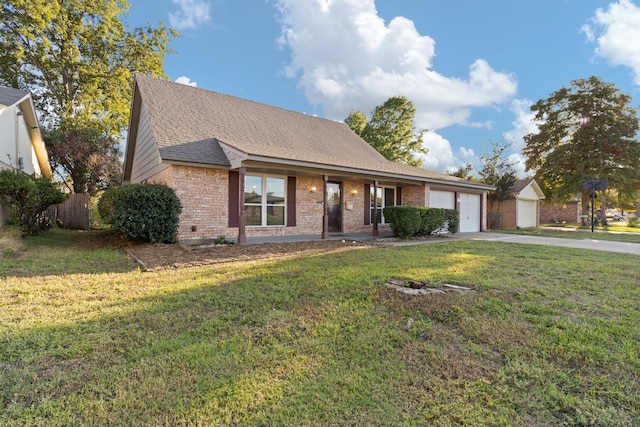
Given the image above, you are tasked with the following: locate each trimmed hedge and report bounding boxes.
[98,184,182,243]
[383,205,458,238]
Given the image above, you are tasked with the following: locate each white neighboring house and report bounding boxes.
[0,86,53,226]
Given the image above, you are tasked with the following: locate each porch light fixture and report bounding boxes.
[309,185,317,193]
[351,188,358,195]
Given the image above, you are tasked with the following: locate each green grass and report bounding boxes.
[1,230,639,426]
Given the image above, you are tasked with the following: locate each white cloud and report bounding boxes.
[420,131,456,172]
[503,98,537,151]
[274,0,518,173]
[500,99,538,177]
[583,0,640,85]
[275,0,517,132]
[508,153,528,179]
[175,76,198,87]
[169,0,211,30]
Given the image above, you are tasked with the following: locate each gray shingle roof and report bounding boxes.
[509,178,534,194]
[132,74,489,187]
[0,86,28,107]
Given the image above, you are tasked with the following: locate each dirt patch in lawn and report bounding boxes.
[126,239,388,271]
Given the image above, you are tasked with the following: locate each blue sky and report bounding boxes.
[127,0,640,176]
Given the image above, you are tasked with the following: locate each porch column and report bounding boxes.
[372,180,379,237]
[322,175,329,239]
[238,167,246,244]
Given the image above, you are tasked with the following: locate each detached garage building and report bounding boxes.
[487,179,545,229]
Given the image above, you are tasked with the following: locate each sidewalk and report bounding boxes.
[241,230,640,256]
[443,231,640,256]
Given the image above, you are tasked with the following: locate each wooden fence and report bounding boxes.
[49,193,91,230]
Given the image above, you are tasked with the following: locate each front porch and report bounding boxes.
[232,230,396,245]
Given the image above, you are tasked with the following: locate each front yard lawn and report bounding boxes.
[1,229,639,426]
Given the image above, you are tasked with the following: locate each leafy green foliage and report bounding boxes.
[96,187,119,226]
[479,140,518,202]
[523,76,640,211]
[383,206,458,237]
[381,206,422,237]
[0,0,177,137]
[0,170,66,235]
[628,217,640,228]
[346,96,428,166]
[43,126,122,194]
[421,207,459,234]
[448,163,476,180]
[99,184,182,243]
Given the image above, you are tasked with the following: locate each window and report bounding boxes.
[370,186,395,223]
[245,175,286,226]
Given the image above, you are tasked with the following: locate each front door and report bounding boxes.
[327,182,342,232]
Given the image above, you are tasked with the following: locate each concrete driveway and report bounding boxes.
[450,232,640,256]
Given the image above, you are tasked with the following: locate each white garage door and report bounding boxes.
[517,200,537,228]
[459,193,481,233]
[429,190,455,209]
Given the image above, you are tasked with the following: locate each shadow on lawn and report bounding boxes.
[0,229,141,278]
[0,246,503,426]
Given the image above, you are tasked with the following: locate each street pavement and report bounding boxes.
[445,231,640,256]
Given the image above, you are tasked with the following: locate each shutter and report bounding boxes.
[287,176,296,227]
[396,187,402,205]
[364,184,371,225]
[228,171,239,227]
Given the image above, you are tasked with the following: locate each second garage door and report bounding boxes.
[459,193,481,233]
[430,190,481,233]
[517,199,538,228]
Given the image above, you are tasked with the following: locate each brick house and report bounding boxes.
[488,179,545,229]
[122,75,493,243]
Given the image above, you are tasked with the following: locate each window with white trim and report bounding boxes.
[245,175,286,226]
[371,186,396,223]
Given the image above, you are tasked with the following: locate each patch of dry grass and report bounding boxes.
[0,226,24,258]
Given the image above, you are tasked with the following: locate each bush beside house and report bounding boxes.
[0,169,66,234]
[383,206,458,238]
[99,184,182,243]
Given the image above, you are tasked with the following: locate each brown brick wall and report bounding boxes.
[403,184,428,206]
[146,166,394,241]
[539,200,580,224]
[488,199,517,229]
[148,166,232,241]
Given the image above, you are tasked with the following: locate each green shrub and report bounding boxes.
[100,184,182,243]
[0,169,66,235]
[443,208,459,234]
[628,216,640,228]
[383,206,458,238]
[96,187,118,226]
[382,206,423,238]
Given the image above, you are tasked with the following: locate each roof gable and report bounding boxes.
[510,179,545,200]
[0,86,29,108]
[0,86,52,179]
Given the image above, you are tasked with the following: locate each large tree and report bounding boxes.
[0,0,176,136]
[43,127,122,194]
[345,96,428,166]
[523,76,640,213]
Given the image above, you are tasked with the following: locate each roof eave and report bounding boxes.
[244,154,495,190]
